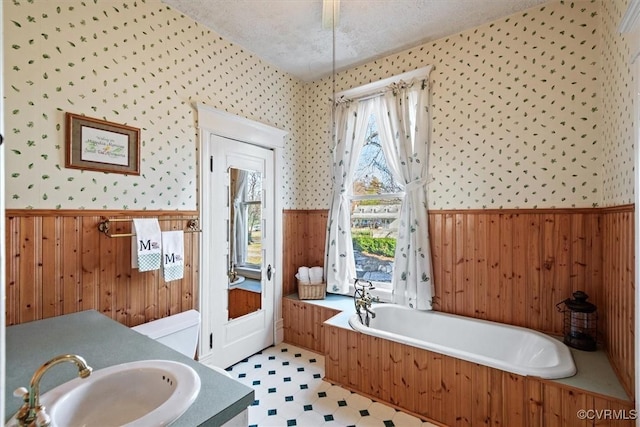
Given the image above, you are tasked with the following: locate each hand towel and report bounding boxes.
[297,266,310,284]
[131,218,162,272]
[162,230,184,282]
[309,266,324,284]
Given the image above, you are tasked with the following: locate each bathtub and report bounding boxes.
[348,304,576,379]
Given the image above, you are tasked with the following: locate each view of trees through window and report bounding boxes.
[350,114,402,284]
[245,171,262,267]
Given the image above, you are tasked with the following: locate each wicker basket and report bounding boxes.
[297,281,326,300]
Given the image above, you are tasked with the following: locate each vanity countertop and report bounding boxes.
[4,310,254,426]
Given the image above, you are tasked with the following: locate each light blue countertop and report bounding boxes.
[5,310,254,426]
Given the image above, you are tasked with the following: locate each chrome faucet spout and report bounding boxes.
[16,354,92,427]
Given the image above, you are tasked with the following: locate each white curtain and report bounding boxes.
[232,169,249,267]
[373,75,434,310]
[325,99,375,293]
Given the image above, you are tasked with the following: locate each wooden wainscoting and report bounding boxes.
[282,297,341,353]
[601,207,635,399]
[282,210,328,296]
[282,205,635,400]
[228,288,261,319]
[5,210,199,327]
[324,323,635,427]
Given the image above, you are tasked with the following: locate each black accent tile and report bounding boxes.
[295,353,302,357]
[268,370,276,375]
[313,373,321,379]
[282,361,290,366]
[254,364,262,369]
[251,399,259,406]
[299,384,308,390]
[281,348,288,353]
[284,377,292,382]
[268,409,277,416]
[324,414,334,421]
[287,420,297,426]
[297,367,305,372]
[269,355,276,360]
[303,404,313,411]
[239,373,246,378]
[252,380,260,386]
[318,391,327,398]
[268,387,276,393]
[383,421,395,427]
[360,409,370,417]
[309,358,317,363]
[338,399,347,407]
[285,395,294,402]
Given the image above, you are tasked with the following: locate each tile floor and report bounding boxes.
[224,342,438,427]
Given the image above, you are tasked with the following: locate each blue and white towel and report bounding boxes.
[162,230,184,282]
[131,218,162,272]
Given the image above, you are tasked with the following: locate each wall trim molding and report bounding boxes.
[5,209,199,217]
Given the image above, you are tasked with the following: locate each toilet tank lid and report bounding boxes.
[132,309,200,339]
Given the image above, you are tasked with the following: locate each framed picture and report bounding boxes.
[65,112,140,175]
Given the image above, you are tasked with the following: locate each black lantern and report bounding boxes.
[556,291,598,351]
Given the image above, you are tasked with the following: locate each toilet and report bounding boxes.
[132,309,201,358]
[132,310,232,377]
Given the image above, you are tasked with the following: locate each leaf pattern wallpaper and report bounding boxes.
[4,0,306,210]
[3,0,635,211]
[303,0,634,210]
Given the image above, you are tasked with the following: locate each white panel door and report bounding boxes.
[207,134,275,368]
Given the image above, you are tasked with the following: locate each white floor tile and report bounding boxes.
[230,343,435,427]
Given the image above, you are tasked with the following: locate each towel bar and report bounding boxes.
[98,217,201,238]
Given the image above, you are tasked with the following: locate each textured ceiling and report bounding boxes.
[162,0,549,81]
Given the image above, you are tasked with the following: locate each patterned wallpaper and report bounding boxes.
[3,0,636,211]
[303,0,615,210]
[600,0,635,206]
[4,0,305,210]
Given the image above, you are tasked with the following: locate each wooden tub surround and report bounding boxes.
[324,320,635,427]
[284,296,634,427]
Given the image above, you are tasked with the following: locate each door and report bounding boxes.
[208,134,275,368]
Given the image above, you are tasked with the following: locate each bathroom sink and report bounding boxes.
[40,360,200,427]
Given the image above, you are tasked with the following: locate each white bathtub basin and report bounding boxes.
[229,275,246,288]
[41,360,200,427]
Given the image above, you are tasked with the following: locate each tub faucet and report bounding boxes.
[354,279,379,326]
[14,354,92,427]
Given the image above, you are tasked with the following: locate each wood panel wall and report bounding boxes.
[228,288,261,319]
[282,209,328,296]
[282,205,635,399]
[282,296,341,353]
[5,210,199,327]
[324,323,635,427]
[601,208,635,399]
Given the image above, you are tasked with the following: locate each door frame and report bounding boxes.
[195,103,288,362]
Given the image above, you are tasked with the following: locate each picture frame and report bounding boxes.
[65,112,140,175]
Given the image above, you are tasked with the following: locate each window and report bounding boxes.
[350,114,402,288]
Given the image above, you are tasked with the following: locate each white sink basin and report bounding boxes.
[41,360,200,427]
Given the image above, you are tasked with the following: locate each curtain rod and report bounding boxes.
[335,65,433,102]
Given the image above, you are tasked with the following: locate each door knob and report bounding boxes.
[267,264,273,280]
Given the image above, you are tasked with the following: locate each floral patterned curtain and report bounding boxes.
[325,99,375,293]
[373,73,434,310]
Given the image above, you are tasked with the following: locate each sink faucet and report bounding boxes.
[14,354,92,427]
[354,279,378,326]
